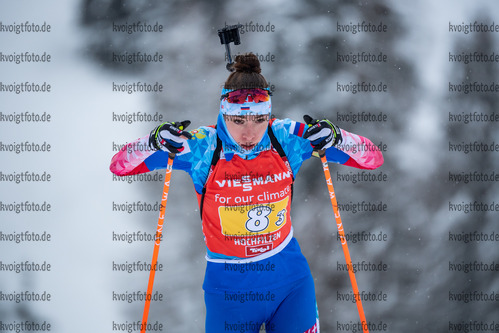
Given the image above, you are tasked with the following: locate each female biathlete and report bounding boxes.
[110,53,383,333]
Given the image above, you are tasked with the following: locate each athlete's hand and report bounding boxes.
[303,115,342,150]
[148,120,192,154]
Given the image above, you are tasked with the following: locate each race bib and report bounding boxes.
[219,197,289,237]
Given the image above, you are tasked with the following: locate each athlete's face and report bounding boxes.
[224,114,269,151]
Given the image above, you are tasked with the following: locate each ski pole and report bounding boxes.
[317,149,370,333]
[140,153,175,333]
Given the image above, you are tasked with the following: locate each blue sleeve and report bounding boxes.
[172,126,217,194]
[270,119,351,177]
[110,127,217,183]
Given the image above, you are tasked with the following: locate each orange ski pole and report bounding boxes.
[317,149,369,333]
[140,153,174,333]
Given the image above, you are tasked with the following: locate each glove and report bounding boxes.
[148,120,192,154]
[303,115,342,150]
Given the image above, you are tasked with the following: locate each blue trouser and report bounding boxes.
[204,273,319,332]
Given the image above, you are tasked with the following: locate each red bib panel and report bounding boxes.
[198,148,293,259]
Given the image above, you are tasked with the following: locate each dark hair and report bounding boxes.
[224,53,269,90]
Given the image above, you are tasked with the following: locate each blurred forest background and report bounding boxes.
[1,0,498,332]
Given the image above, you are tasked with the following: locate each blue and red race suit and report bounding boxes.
[110,117,383,332]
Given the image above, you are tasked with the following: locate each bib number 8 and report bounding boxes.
[245,206,272,233]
